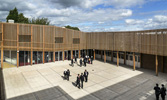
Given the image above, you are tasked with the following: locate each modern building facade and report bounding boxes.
[0,22,167,75]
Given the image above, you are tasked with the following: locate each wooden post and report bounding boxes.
[1,23,3,68]
[104,50,106,63]
[161,56,164,72]
[63,50,64,61]
[71,50,73,59]
[17,24,19,67]
[133,52,135,71]
[31,25,33,65]
[124,52,126,65]
[53,26,55,62]
[156,55,158,76]
[43,25,45,64]
[94,50,95,60]
[117,51,119,67]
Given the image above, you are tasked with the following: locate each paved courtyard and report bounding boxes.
[2,60,167,100]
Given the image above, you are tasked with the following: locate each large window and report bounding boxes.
[4,50,17,67]
[19,51,31,66]
[55,37,63,43]
[73,38,80,44]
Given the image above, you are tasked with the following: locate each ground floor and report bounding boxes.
[0,49,167,75]
[3,60,167,100]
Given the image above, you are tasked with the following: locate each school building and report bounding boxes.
[0,22,167,76]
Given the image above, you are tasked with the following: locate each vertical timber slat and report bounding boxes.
[43,25,45,64]
[1,23,3,68]
[17,24,19,67]
[53,27,55,62]
[133,52,135,71]
[156,55,158,76]
[31,25,33,65]
[104,50,106,63]
[117,51,119,67]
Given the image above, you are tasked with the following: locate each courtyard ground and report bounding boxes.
[2,60,167,100]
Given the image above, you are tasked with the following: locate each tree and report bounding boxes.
[6,7,19,22]
[29,17,50,25]
[18,13,29,23]
[65,25,80,31]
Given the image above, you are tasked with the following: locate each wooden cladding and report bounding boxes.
[0,33,2,41]
[55,37,63,43]
[19,35,31,42]
[73,38,80,44]
[1,23,167,56]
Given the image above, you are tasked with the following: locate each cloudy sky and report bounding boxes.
[0,0,167,32]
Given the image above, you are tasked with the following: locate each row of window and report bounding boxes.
[18,35,80,44]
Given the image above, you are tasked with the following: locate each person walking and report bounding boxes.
[84,57,87,67]
[80,58,82,67]
[76,74,80,89]
[71,59,74,67]
[63,69,67,80]
[160,84,166,100]
[154,84,160,100]
[66,69,70,81]
[91,56,93,64]
[80,73,84,89]
[84,70,89,82]
[75,56,77,64]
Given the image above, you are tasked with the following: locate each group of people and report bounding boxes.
[63,69,70,81]
[154,84,166,100]
[71,55,94,67]
[76,70,89,89]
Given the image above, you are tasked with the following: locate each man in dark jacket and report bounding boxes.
[160,84,166,100]
[84,70,89,82]
[80,73,84,88]
[84,58,86,67]
[75,56,77,64]
[63,69,67,80]
[71,59,74,67]
[154,84,160,100]
[66,69,70,81]
[80,59,82,67]
[76,74,80,89]
[91,56,93,64]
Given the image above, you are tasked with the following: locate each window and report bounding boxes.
[73,38,80,44]
[55,37,63,43]
[19,35,31,42]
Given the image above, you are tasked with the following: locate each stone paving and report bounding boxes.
[2,60,167,100]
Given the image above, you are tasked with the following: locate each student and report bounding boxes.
[75,56,77,63]
[66,69,70,81]
[63,69,67,80]
[71,59,74,67]
[160,84,166,100]
[91,56,93,64]
[76,74,80,89]
[154,84,160,100]
[84,70,89,82]
[80,73,84,89]
[80,58,82,67]
[84,58,86,67]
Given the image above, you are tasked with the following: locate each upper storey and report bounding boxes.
[0,22,167,56]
